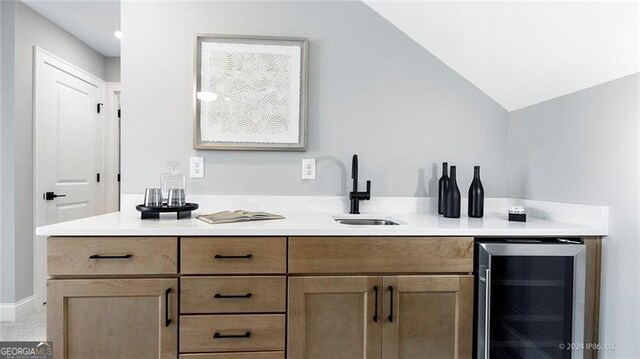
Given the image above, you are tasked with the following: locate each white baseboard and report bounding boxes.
[0,295,35,322]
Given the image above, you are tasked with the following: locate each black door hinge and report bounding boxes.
[117,109,121,119]
[97,173,101,182]
[117,173,121,182]
[97,103,104,113]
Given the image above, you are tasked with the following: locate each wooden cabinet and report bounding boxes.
[382,275,473,359]
[287,276,382,359]
[47,278,178,359]
[180,314,286,353]
[179,353,284,359]
[180,238,288,358]
[181,237,286,274]
[287,275,473,359]
[48,237,178,275]
[46,235,482,359]
[180,276,286,314]
[288,236,473,274]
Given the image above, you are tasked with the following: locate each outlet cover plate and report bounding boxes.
[302,158,316,180]
[190,157,204,178]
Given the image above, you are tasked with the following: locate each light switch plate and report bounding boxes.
[302,159,316,180]
[190,157,204,178]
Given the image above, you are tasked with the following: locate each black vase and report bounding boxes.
[468,166,485,218]
[438,162,450,215]
[443,166,461,218]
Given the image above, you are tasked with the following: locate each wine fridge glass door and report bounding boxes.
[477,243,586,359]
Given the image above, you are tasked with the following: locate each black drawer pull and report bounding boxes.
[165,288,172,327]
[214,293,253,299]
[89,254,133,260]
[373,286,379,323]
[214,254,253,260]
[213,332,251,339]
[388,286,394,323]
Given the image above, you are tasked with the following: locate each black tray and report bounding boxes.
[136,203,199,220]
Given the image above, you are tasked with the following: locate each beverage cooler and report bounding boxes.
[475,239,586,359]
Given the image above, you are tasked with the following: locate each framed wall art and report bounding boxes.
[193,34,308,151]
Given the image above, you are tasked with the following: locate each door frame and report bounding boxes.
[104,82,121,213]
[33,46,106,307]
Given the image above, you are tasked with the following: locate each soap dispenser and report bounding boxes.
[161,161,186,202]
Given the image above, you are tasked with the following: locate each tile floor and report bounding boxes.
[0,305,47,341]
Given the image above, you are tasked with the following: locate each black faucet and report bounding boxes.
[349,154,371,214]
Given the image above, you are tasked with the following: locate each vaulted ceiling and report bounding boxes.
[365,1,639,111]
[20,1,639,110]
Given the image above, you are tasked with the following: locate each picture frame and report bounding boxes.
[193,34,308,151]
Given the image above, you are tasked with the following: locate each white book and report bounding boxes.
[197,210,285,224]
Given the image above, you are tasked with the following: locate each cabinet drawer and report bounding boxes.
[181,276,286,314]
[48,237,177,275]
[289,237,473,274]
[179,352,284,359]
[181,237,286,274]
[180,314,285,353]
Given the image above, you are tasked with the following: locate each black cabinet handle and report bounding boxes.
[214,293,253,299]
[89,254,133,260]
[213,332,251,339]
[165,288,172,327]
[214,254,253,260]
[388,286,394,323]
[373,286,379,323]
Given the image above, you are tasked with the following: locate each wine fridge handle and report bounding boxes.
[484,268,491,359]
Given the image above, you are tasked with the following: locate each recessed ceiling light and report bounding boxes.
[114,30,122,40]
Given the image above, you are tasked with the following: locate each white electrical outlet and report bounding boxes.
[190,157,204,178]
[302,159,316,180]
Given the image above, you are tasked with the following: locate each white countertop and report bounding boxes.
[36,195,608,237]
[36,210,606,237]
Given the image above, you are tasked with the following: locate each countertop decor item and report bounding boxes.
[143,188,163,208]
[167,188,186,207]
[509,206,527,222]
[197,210,285,224]
[438,162,450,215]
[136,203,199,220]
[468,166,484,218]
[161,161,186,201]
[443,165,461,218]
[194,35,308,151]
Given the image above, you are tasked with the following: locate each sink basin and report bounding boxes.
[334,218,399,226]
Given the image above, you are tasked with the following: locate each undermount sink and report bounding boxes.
[334,218,400,226]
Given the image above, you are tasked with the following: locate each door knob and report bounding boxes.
[44,192,66,201]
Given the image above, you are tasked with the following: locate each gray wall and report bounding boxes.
[508,73,640,358]
[1,0,107,303]
[0,0,3,304]
[105,56,120,82]
[1,0,17,304]
[121,1,509,198]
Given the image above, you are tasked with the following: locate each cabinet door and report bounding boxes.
[48,278,178,359]
[382,275,473,359]
[288,276,382,359]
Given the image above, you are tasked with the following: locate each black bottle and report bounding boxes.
[438,162,450,215]
[443,166,461,218]
[468,166,485,218]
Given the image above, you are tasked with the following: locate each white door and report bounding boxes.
[34,47,105,305]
